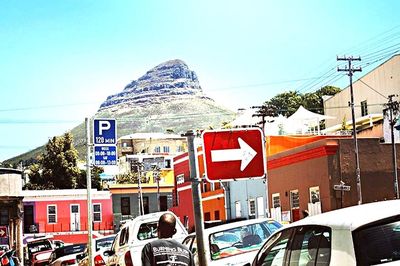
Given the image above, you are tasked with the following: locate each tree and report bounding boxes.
[263,86,341,117]
[76,166,104,190]
[25,132,81,189]
[265,91,303,117]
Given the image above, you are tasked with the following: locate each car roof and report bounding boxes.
[289,200,400,231]
[188,218,278,236]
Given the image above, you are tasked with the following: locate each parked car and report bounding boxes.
[248,200,400,266]
[48,243,86,266]
[77,234,116,266]
[106,211,188,266]
[25,236,55,266]
[182,218,282,266]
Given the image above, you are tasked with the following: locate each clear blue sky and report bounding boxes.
[1,0,399,161]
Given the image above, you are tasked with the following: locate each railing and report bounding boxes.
[24,222,115,234]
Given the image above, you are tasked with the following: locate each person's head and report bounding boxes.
[157,213,177,239]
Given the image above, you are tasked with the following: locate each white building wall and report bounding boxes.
[324,55,400,128]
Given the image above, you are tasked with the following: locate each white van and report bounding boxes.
[106,211,188,266]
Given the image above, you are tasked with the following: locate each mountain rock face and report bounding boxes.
[99,59,211,113]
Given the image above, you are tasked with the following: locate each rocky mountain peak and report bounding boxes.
[99,59,206,112]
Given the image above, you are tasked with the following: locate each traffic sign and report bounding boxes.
[202,128,266,181]
[0,226,7,238]
[94,146,117,166]
[93,119,117,145]
[333,184,351,191]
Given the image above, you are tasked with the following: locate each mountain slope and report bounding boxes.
[5,59,235,163]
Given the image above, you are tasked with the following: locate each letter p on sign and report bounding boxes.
[99,121,111,135]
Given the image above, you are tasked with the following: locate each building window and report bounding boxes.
[204,212,211,221]
[176,174,185,184]
[177,146,184,153]
[272,193,281,208]
[160,196,168,211]
[310,186,320,203]
[163,146,170,153]
[154,146,161,153]
[248,199,256,216]
[121,197,131,215]
[361,100,368,116]
[93,203,102,222]
[164,159,172,169]
[290,190,300,209]
[47,205,57,224]
[210,182,215,191]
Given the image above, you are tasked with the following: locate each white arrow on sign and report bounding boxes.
[0,229,5,237]
[211,138,257,171]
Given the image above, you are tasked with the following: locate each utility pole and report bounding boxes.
[383,94,399,199]
[182,130,207,266]
[251,105,276,217]
[85,118,93,266]
[131,161,145,215]
[337,56,362,205]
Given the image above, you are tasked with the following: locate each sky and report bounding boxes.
[1,0,400,161]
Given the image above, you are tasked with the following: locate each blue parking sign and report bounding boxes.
[93,119,116,145]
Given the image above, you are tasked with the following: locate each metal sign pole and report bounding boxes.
[85,118,93,266]
[183,131,208,266]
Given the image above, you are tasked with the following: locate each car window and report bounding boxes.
[209,220,282,261]
[288,226,331,266]
[353,215,400,265]
[137,222,158,240]
[255,229,293,266]
[119,227,129,246]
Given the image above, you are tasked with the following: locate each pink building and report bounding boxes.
[22,189,113,244]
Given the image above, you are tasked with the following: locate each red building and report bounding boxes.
[22,189,113,244]
[170,148,226,232]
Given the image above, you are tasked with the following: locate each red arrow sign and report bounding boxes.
[202,128,266,181]
[0,226,7,238]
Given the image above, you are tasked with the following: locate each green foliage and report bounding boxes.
[263,86,341,117]
[76,166,104,190]
[24,132,81,190]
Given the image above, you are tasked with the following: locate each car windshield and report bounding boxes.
[209,220,282,261]
[353,215,400,265]
[96,235,115,251]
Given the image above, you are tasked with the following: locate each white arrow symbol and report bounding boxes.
[211,138,257,171]
[0,229,5,236]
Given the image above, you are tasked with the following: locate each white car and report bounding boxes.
[182,218,282,266]
[77,234,116,266]
[106,211,188,266]
[248,200,400,266]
